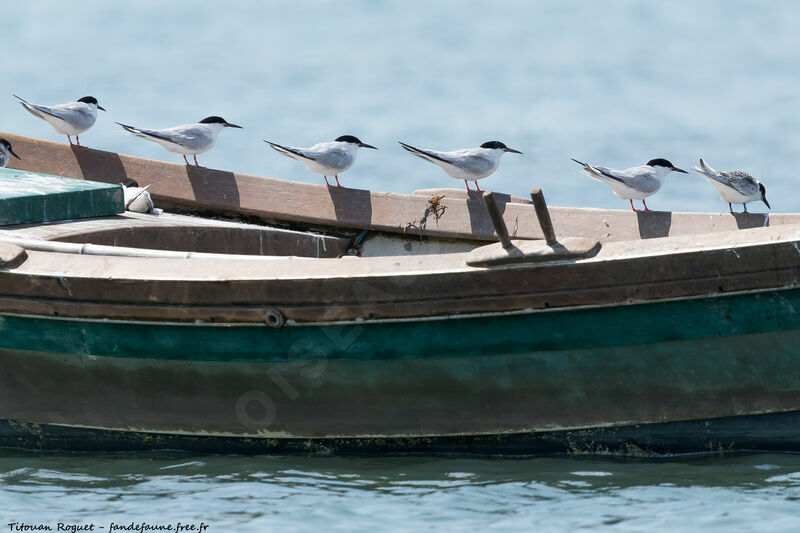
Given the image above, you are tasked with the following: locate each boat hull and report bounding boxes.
[3,411,800,455]
[2,288,800,453]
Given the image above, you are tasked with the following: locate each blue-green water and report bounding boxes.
[3,451,800,531]
[4,1,800,212]
[4,0,800,529]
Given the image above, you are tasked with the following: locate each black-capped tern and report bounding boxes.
[399,141,522,192]
[116,116,242,167]
[692,158,769,214]
[0,139,21,168]
[571,158,687,212]
[265,135,377,188]
[14,95,105,147]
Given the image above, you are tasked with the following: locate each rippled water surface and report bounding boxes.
[3,451,800,531]
[4,1,800,529]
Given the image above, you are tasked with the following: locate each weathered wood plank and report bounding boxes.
[0,242,26,269]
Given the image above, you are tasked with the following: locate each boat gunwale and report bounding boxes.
[0,225,799,323]
[1,220,799,280]
[1,281,798,327]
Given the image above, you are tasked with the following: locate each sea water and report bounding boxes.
[2,451,800,531]
[3,1,800,530]
[5,1,799,213]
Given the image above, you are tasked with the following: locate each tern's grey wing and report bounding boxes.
[694,166,759,196]
[594,166,661,193]
[117,123,178,144]
[400,143,490,173]
[47,102,96,129]
[18,101,62,121]
[724,171,760,196]
[0,152,8,168]
[266,142,318,162]
[399,143,450,164]
[453,152,494,175]
[13,95,82,124]
[162,125,213,151]
[120,123,210,150]
[14,95,48,121]
[22,101,92,127]
[587,165,630,183]
[592,165,635,180]
[309,147,353,171]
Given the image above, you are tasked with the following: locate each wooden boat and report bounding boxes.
[1,132,800,455]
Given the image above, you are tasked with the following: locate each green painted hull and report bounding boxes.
[1,288,798,361]
[1,288,800,453]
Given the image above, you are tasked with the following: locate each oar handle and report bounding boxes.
[530,188,557,246]
[482,191,513,249]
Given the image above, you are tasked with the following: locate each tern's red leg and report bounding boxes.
[474,181,482,192]
[193,155,204,167]
[642,198,651,211]
[183,155,190,165]
[464,180,471,192]
[324,176,331,187]
[629,199,639,212]
[67,135,73,146]
[75,135,81,147]
[334,175,342,188]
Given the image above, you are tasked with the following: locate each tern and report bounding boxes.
[0,139,21,168]
[571,158,687,212]
[692,158,769,214]
[399,141,522,192]
[116,116,242,167]
[13,94,105,146]
[265,135,377,187]
[122,184,154,213]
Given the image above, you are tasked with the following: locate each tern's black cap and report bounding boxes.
[647,158,687,173]
[199,116,241,128]
[335,135,376,149]
[481,140,522,154]
[199,116,229,124]
[480,141,509,150]
[647,158,677,168]
[0,138,21,159]
[335,135,364,144]
[77,96,105,111]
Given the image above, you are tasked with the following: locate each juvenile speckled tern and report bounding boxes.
[571,158,688,212]
[265,135,377,187]
[399,141,522,192]
[0,139,21,168]
[116,116,242,167]
[14,94,105,146]
[693,158,770,214]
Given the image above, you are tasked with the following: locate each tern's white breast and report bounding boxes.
[705,179,758,204]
